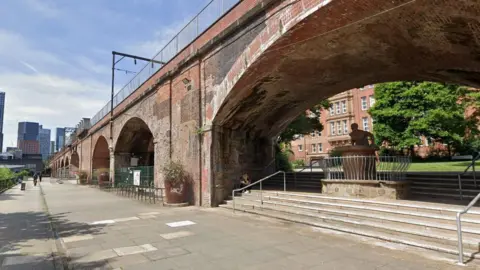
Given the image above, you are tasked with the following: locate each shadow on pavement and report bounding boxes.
[0,211,109,269]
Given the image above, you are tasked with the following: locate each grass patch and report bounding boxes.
[408,161,480,172]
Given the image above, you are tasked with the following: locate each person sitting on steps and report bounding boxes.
[240,173,251,194]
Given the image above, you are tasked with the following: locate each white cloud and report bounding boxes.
[126,21,187,59]
[0,71,109,148]
[23,0,60,18]
[0,28,110,149]
[0,29,69,70]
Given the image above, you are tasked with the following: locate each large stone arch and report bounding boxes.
[71,151,80,174]
[92,135,110,172]
[114,117,155,170]
[205,0,480,204]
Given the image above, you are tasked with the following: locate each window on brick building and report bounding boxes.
[311,144,316,153]
[343,120,348,134]
[298,145,303,151]
[311,131,315,137]
[316,130,321,136]
[329,105,334,115]
[361,96,367,110]
[369,96,375,107]
[362,117,369,131]
[318,143,323,152]
[330,122,335,135]
[337,121,342,135]
[335,102,340,114]
[341,101,347,113]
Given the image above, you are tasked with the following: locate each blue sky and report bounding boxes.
[0,0,212,149]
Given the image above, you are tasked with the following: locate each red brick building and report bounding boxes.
[291,85,375,162]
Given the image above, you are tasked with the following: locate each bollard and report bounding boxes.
[20,182,26,191]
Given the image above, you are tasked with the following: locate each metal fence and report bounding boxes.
[114,166,154,187]
[91,0,241,125]
[323,156,411,181]
[91,166,163,204]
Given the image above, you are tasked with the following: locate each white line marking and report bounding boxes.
[138,212,159,216]
[160,231,194,240]
[166,220,196,228]
[140,244,157,252]
[90,220,115,225]
[62,234,93,243]
[113,244,157,256]
[113,217,139,222]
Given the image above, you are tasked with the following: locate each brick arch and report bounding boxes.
[205,0,480,204]
[92,135,110,171]
[71,151,80,172]
[112,97,158,146]
[114,117,154,169]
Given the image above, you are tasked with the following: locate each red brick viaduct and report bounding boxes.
[50,0,480,206]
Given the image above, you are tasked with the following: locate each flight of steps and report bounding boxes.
[220,190,480,262]
[408,172,480,200]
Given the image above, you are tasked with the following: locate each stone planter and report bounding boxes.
[164,181,187,204]
[321,179,411,200]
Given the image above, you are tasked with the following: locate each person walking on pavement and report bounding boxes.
[33,173,38,186]
[38,173,42,182]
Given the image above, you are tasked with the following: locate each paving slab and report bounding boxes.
[35,178,480,269]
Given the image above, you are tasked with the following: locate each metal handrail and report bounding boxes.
[457,153,480,200]
[456,192,480,265]
[232,171,285,212]
[90,0,241,125]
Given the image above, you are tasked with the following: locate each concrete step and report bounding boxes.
[227,197,480,248]
[411,191,476,200]
[411,186,480,195]
[238,193,480,227]
[219,202,480,261]
[246,190,480,217]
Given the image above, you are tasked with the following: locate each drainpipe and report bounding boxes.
[198,59,203,206]
[110,52,115,186]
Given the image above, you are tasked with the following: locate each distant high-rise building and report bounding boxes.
[39,125,51,160]
[50,141,55,156]
[0,92,5,152]
[17,122,40,154]
[55,128,65,151]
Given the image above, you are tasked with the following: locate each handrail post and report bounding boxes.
[473,160,477,188]
[283,171,286,192]
[456,212,465,265]
[458,174,463,200]
[260,181,263,205]
[232,190,235,213]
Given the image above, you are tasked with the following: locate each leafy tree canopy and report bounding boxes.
[370,81,479,153]
[278,100,330,144]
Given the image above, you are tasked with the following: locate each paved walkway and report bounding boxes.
[0,180,57,269]
[1,178,479,269]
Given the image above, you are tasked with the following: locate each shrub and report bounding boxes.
[162,161,188,186]
[292,159,305,169]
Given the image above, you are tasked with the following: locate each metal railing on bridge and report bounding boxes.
[91,0,240,126]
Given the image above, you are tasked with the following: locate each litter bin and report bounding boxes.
[20,183,26,190]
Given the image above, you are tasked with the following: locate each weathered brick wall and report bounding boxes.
[51,0,480,206]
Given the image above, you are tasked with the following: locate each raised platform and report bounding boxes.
[321,179,411,200]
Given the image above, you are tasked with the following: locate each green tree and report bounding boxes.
[370,82,478,156]
[278,100,330,144]
[275,100,330,171]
